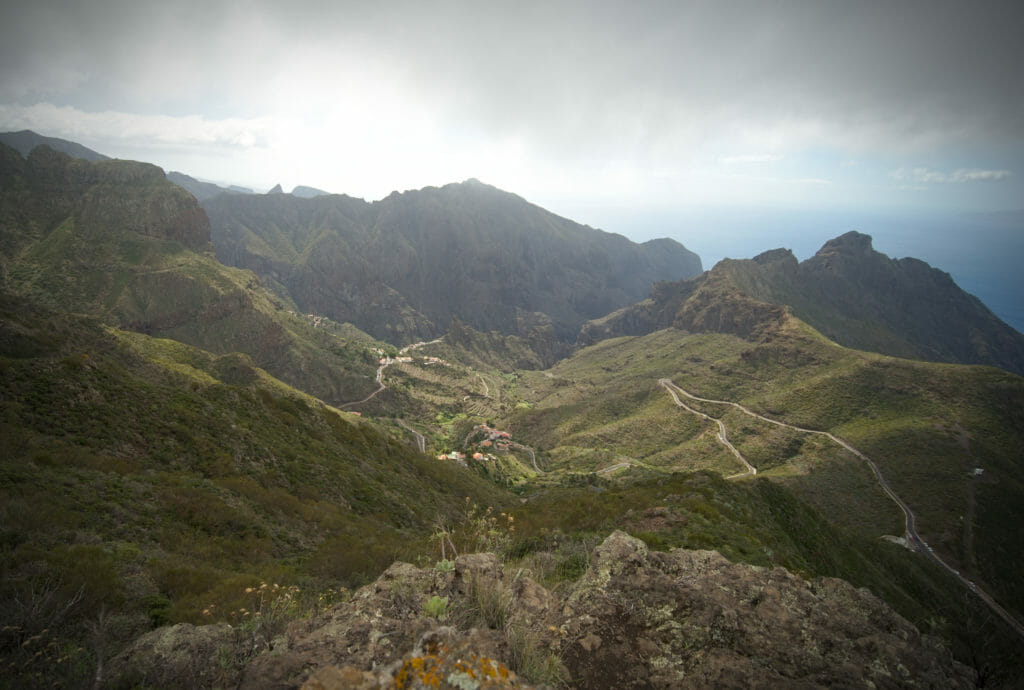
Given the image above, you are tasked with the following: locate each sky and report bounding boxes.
[1,0,1023,327]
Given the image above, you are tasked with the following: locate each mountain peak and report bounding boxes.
[817,230,874,256]
[267,183,284,194]
[752,248,797,265]
[291,184,329,198]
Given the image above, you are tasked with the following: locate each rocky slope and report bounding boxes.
[109,532,974,689]
[203,180,702,359]
[581,231,1024,376]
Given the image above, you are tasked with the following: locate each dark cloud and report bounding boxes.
[2,1,1021,209]
[5,1,1022,145]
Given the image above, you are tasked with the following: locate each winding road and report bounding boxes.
[659,379,756,479]
[658,377,1024,640]
[510,442,541,473]
[396,419,426,453]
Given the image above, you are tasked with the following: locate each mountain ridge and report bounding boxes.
[0,129,109,162]
[581,231,1024,376]
[203,178,703,358]
[3,132,1023,685]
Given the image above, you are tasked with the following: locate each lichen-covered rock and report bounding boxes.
[111,532,976,688]
[550,531,974,688]
[105,622,246,688]
[240,561,453,689]
[299,627,528,689]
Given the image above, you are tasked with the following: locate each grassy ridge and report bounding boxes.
[0,145,386,406]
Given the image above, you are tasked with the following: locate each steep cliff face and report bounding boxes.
[203,180,702,353]
[580,231,1024,376]
[108,532,974,689]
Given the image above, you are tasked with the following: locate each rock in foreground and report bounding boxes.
[109,532,974,688]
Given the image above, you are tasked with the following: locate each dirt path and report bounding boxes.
[339,363,387,408]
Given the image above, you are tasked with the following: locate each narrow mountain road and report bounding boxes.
[340,338,445,409]
[477,374,491,398]
[658,377,1024,640]
[597,461,634,475]
[339,362,387,408]
[396,419,426,453]
[658,379,756,478]
[510,442,541,473]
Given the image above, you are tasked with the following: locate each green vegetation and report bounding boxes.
[499,471,1022,685]
[0,144,386,406]
[3,143,1023,685]
[0,295,509,687]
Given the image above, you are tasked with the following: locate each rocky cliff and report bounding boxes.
[108,532,974,689]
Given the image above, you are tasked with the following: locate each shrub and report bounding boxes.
[455,575,510,630]
[422,595,449,619]
[505,622,568,686]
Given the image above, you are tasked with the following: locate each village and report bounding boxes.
[437,423,514,464]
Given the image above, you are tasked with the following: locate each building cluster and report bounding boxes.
[437,450,498,464]
[437,450,468,465]
[470,424,513,452]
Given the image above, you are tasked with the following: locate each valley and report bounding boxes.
[1,137,1023,686]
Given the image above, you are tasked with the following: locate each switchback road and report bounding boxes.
[658,379,756,478]
[658,377,1024,640]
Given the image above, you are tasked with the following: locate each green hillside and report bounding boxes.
[0,295,510,687]
[582,231,1024,375]
[2,140,1022,685]
[511,316,1024,622]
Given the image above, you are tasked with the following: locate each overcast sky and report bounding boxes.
[1,1,1022,267]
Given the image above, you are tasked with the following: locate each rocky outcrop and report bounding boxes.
[553,532,972,688]
[108,532,975,688]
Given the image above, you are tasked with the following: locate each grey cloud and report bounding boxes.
[3,1,1022,161]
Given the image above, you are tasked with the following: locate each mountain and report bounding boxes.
[0,129,109,162]
[291,184,330,198]
[4,134,1022,685]
[0,143,382,405]
[203,179,702,359]
[581,231,1024,375]
[166,171,252,201]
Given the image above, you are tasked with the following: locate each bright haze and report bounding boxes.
[2,0,1022,329]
